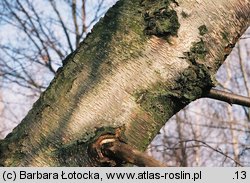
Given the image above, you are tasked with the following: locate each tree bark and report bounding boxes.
[0,0,249,166]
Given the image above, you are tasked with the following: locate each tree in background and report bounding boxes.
[0,0,117,137]
[0,0,250,166]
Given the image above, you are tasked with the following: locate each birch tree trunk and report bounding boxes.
[0,0,249,166]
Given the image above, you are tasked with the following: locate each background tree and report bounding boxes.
[0,0,117,137]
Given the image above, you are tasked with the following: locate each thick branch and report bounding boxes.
[100,138,165,167]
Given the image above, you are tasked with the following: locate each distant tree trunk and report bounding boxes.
[0,0,249,166]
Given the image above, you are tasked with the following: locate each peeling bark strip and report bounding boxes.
[0,0,249,166]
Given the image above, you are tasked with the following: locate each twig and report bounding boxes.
[49,0,74,52]
[205,88,250,107]
[176,139,243,166]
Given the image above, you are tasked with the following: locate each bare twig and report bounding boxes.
[205,88,250,107]
[71,0,80,47]
[240,36,250,39]
[86,0,105,29]
[28,0,65,60]
[237,43,250,120]
[81,0,87,34]
[49,0,74,52]
[176,140,243,166]
[16,0,56,74]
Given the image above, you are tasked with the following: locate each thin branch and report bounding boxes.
[28,0,65,60]
[16,0,56,74]
[49,0,74,52]
[205,88,250,107]
[238,43,250,119]
[86,0,105,30]
[4,1,42,55]
[181,121,250,133]
[2,0,57,76]
[71,0,80,47]
[176,114,188,166]
[240,36,250,39]
[176,140,243,166]
[79,0,87,38]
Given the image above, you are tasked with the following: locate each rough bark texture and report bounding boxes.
[0,0,249,166]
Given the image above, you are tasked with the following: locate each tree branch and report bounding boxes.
[72,0,80,47]
[49,0,74,52]
[28,0,65,60]
[91,134,165,167]
[81,0,87,33]
[205,88,250,107]
[176,139,243,166]
[101,139,165,167]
